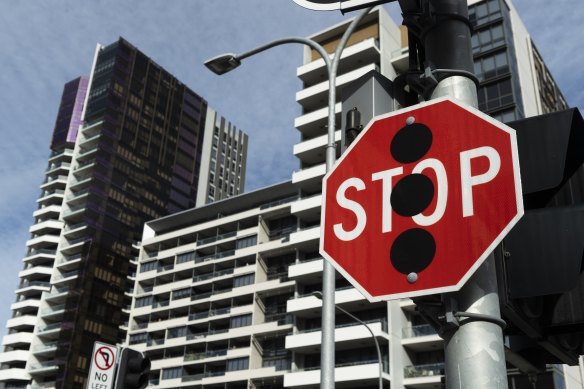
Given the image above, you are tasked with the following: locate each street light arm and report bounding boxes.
[204,37,332,76]
[237,37,332,70]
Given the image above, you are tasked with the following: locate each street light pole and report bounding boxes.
[313,292,383,389]
[204,7,373,389]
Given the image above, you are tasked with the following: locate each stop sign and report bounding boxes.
[321,97,523,301]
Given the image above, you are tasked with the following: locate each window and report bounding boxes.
[233,274,255,288]
[474,51,509,81]
[135,295,153,308]
[161,367,182,380]
[226,357,249,372]
[140,261,157,273]
[167,326,188,339]
[176,251,195,264]
[477,78,514,112]
[129,332,148,345]
[172,287,191,300]
[230,314,252,328]
[472,23,505,54]
[236,235,257,249]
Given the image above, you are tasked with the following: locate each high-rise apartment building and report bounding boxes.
[0,38,247,389]
[122,1,580,388]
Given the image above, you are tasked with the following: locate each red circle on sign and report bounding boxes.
[95,346,115,371]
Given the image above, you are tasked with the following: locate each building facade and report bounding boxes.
[123,1,579,388]
[0,38,247,389]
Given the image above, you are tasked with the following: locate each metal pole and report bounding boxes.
[425,1,508,388]
[320,7,374,389]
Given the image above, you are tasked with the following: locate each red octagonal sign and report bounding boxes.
[321,97,523,301]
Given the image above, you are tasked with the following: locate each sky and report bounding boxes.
[0,0,581,342]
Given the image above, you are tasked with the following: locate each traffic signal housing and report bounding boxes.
[496,108,584,366]
[114,347,151,389]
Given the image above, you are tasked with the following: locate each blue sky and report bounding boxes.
[0,0,581,341]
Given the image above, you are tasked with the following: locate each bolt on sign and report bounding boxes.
[320,97,523,301]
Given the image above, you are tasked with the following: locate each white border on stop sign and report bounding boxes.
[319,96,524,302]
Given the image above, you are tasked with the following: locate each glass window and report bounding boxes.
[226,357,249,372]
[167,326,187,339]
[161,367,182,380]
[230,314,252,328]
[176,251,195,264]
[233,274,255,288]
[140,261,157,273]
[236,235,257,249]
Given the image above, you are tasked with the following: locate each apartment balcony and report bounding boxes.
[37,189,65,208]
[6,315,37,330]
[289,225,320,246]
[45,161,71,175]
[297,37,381,87]
[67,176,92,193]
[390,46,409,74]
[62,221,89,239]
[0,367,30,382]
[51,269,79,287]
[403,362,444,388]
[2,332,34,347]
[15,281,51,296]
[44,286,70,303]
[77,133,102,149]
[295,102,342,140]
[18,265,52,279]
[286,320,387,352]
[401,324,442,352]
[23,249,56,265]
[48,148,73,162]
[29,220,62,237]
[39,175,68,191]
[25,234,60,250]
[11,298,41,312]
[288,258,323,282]
[36,323,62,339]
[39,303,66,320]
[293,130,341,167]
[59,236,91,256]
[30,381,57,389]
[32,205,61,219]
[292,163,325,192]
[296,63,378,112]
[31,340,59,357]
[287,287,366,316]
[0,349,29,364]
[284,361,388,388]
[57,254,84,273]
[76,145,98,162]
[80,120,104,138]
[28,360,59,376]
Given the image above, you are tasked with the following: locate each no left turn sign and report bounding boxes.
[87,341,118,389]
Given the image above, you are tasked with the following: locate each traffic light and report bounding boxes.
[496,108,584,366]
[114,347,151,389]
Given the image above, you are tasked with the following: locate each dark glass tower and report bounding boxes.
[20,38,234,389]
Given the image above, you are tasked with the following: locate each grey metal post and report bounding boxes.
[320,7,374,389]
[425,1,508,388]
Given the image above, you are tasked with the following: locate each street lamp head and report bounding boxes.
[204,53,241,75]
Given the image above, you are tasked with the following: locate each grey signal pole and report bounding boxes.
[419,1,509,387]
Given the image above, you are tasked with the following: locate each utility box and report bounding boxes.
[341,70,395,151]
